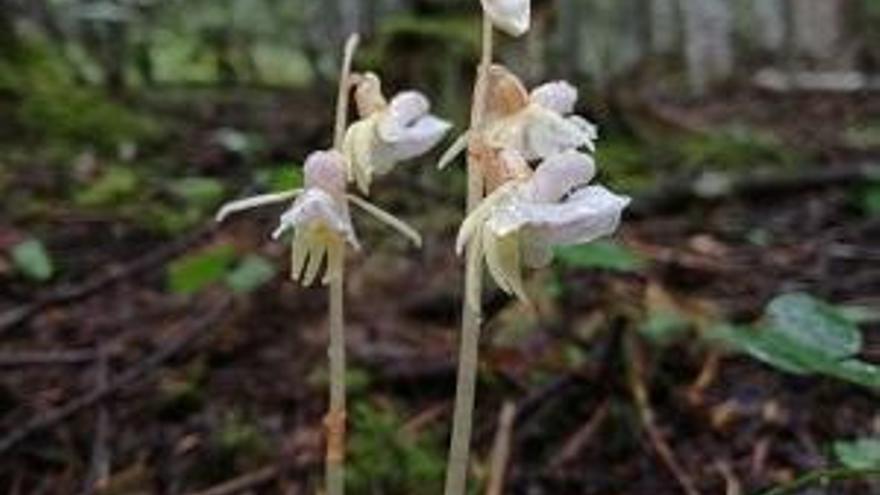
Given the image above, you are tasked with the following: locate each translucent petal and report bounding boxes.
[437,132,469,170]
[304,150,347,194]
[482,228,510,294]
[483,229,528,303]
[273,189,358,248]
[345,119,378,194]
[301,240,327,287]
[215,189,301,223]
[530,81,578,115]
[524,107,593,160]
[567,115,599,152]
[347,194,422,247]
[524,150,595,202]
[481,0,530,37]
[377,91,430,141]
[382,115,451,163]
[354,72,387,117]
[486,65,529,121]
[455,182,519,255]
[290,228,308,281]
[322,237,344,285]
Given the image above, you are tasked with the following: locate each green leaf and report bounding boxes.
[225,254,276,294]
[11,238,53,282]
[167,245,237,295]
[860,183,880,216]
[835,439,880,469]
[765,293,861,360]
[555,241,645,272]
[716,294,880,389]
[75,167,140,207]
[169,177,225,209]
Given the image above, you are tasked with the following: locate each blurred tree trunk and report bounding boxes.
[790,0,846,65]
[680,0,733,95]
[649,0,679,55]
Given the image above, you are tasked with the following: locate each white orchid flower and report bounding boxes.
[439,65,597,172]
[481,0,530,37]
[343,72,452,194]
[456,150,629,305]
[216,150,422,286]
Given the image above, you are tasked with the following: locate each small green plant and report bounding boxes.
[348,402,445,494]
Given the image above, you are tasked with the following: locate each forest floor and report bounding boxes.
[0,84,879,495]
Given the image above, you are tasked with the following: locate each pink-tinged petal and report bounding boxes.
[486,65,530,120]
[381,115,452,162]
[354,72,388,117]
[530,81,578,115]
[481,0,530,37]
[304,150,347,194]
[487,185,628,245]
[528,186,630,246]
[525,150,595,202]
[273,189,359,249]
[378,91,430,142]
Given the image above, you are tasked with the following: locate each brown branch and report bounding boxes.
[547,399,610,471]
[185,465,280,495]
[0,296,232,455]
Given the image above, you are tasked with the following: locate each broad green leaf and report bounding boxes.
[765,293,861,359]
[715,294,880,389]
[554,241,644,272]
[640,310,690,345]
[834,439,880,469]
[225,254,276,294]
[169,177,225,209]
[168,245,236,295]
[11,238,53,282]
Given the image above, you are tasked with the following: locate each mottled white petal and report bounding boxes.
[272,189,359,249]
[347,194,422,247]
[527,186,630,245]
[524,108,595,160]
[215,189,301,223]
[437,132,469,170]
[304,150,347,194]
[524,150,595,202]
[567,115,599,152]
[483,229,529,303]
[343,119,378,194]
[301,240,327,287]
[378,91,431,142]
[481,0,530,37]
[530,81,578,115]
[455,182,519,255]
[383,115,452,162]
[354,72,387,118]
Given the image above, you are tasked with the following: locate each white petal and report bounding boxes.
[272,189,358,248]
[378,91,431,142]
[383,115,452,162]
[354,72,387,117]
[528,186,630,246]
[567,115,599,152]
[304,150,347,194]
[530,81,578,115]
[524,107,594,159]
[215,189,301,223]
[525,150,595,202]
[481,0,530,37]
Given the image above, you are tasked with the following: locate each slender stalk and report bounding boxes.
[324,33,359,495]
[444,15,494,495]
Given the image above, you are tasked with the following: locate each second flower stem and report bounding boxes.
[444,14,494,495]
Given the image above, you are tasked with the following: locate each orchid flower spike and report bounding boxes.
[439,65,597,172]
[456,150,629,307]
[482,0,530,37]
[216,150,422,286]
[344,72,452,194]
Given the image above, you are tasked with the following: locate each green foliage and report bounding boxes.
[640,310,690,345]
[834,439,880,470]
[11,238,54,282]
[857,182,880,217]
[169,177,225,210]
[167,244,237,295]
[0,40,159,152]
[595,137,652,191]
[225,254,276,294]
[348,402,445,495]
[75,167,141,207]
[716,293,880,389]
[555,241,645,273]
[674,127,797,170]
[255,164,304,192]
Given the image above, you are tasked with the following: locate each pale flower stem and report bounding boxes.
[325,249,346,495]
[444,14,494,495]
[324,32,359,495]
